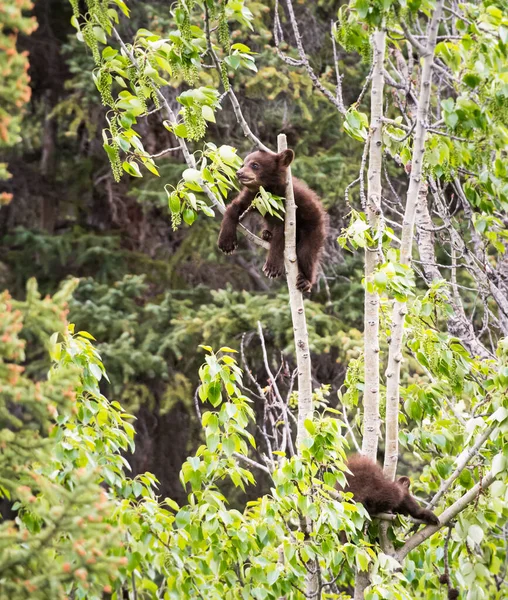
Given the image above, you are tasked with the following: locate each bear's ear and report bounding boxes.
[277,149,294,167]
[397,476,411,489]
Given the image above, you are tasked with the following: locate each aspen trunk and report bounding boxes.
[383,0,445,481]
[278,134,313,448]
[278,133,318,598]
[361,29,386,462]
[355,29,387,600]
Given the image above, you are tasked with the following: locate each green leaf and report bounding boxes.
[304,419,316,435]
[231,43,252,53]
[92,26,107,45]
[122,161,143,178]
[492,454,506,475]
[202,105,216,123]
[144,161,160,176]
[182,168,201,183]
[223,437,235,456]
[168,192,181,214]
[173,123,188,138]
[225,55,241,70]
[468,524,484,544]
[183,208,197,226]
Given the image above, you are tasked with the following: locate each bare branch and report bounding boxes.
[150,146,181,159]
[233,452,271,474]
[203,4,271,152]
[281,0,346,114]
[330,20,345,110]
[400,21,427,55]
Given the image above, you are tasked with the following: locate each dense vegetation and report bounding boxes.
[0,0,507,598]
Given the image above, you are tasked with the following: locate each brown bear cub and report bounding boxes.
[217,149,328,293]
[339,454,439,525]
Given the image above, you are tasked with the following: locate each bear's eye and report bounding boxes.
[251,162,259,170]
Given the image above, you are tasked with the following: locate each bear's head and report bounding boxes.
[236,149,294,193]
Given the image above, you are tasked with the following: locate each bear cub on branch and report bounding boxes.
[217,149,328,293]
[340,454,439,525]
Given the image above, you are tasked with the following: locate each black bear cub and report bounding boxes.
[217,149,328,293]
[339,454,439,525]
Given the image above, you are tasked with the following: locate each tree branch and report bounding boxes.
[277,134,313,449]
[203,4,271,152]
[428,422,496,509]
[111,26,269,250]
[281,0,346,114]
[397,471,495,561]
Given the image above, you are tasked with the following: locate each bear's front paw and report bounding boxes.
[261,229,273,242]
[263,260,285,279]
[218,234,238,255]
[296,273,312,293]
[420,510,439,526]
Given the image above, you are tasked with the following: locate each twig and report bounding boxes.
[150,146,181,159]
[330,20,345,109]
[281,0,346,114]
[233,452,271,474]
[111,27,269,250]
[203,4,271,152]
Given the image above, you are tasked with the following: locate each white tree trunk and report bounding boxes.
[383,0,445,481]
[278,133,317,598]
[355,29,387,600]
[361,29,386,461]
[278,134,313,448]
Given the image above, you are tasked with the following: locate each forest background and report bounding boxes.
[1,0,368,504]
[0,0,507,599]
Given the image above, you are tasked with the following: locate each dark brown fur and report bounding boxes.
[339,454,439,525]
[217,149,328,293]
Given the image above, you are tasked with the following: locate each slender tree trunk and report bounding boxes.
[278,134,313,448]
[383,0,444,481]
[361,29,386,462]
[355,29,387,600]
[278,133,317,597]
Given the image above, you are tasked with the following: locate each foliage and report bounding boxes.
[0,280,125,599]
[0,0,37,150]
[0,0,37,184]
[1,0,507,597]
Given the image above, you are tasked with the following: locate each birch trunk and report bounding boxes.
[278,133,317,597]
[361,29,386,462]
[278,134,313,448]
[383,0,444,481]
[354,29,387,600]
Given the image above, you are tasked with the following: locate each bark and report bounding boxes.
[383,0,444,482]
[277,134,313,449]
[354,29,387,600]
[278,133,317,597]
[361,29,386,462]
